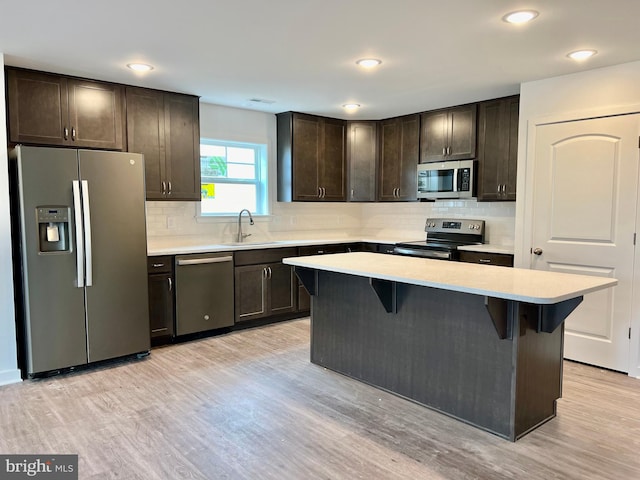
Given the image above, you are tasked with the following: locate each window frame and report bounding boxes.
[198,138,269,217]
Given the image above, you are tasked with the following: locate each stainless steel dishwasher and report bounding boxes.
[175,253,234,335]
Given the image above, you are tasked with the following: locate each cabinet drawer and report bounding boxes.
[147,255,174,274]
[234,247,298,267]
[298,243,358,256]
[458,251,514,267]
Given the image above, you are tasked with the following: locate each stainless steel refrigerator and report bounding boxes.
[10,145,150,377]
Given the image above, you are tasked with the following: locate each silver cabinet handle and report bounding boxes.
[479,259,491,263]
[152,263,165,268]
[168,277,172,292]
[351,189,354,199]
[168,181,172,195]
[262,267,268,279]
[71,127,76,141]
[442,147,446,156]
[447,146,451,156]
[497,184,501,193]
[81,180,93,287]
[176,255,233,266]
[64,127,69,141]
[72,181,85,288]
[162,181,166,195]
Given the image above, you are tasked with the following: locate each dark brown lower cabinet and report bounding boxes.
[147,256,175,345]
[458,250,514,267]
[234,248,297,323]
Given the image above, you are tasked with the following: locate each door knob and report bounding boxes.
[533,248,543,255]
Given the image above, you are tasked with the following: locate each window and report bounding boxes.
[199,139,268,215]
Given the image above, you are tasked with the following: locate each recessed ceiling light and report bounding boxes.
[356,58,382,68]
[502,10,539,24]
[342,103,361,110]
[127,63,154,72]
[567,49,597,61]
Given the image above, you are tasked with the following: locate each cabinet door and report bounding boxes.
[477,96,519,201]
[398,115,419,201]
[268,263,296,315]
[292,113,321,200]
[378,118,401,201]
[476,100,504,201]
[420,105,477,163]
[126,87,166,200]
[504,97,519,200]
[420,110,448,163]
[164,93,201,200]
[7,69,69,146]
[347,121,378,201]
[235,264,268,322]
[148,273,175,340]
[67,79,125,150]
[447,105,477,161]
[320,118,346,201]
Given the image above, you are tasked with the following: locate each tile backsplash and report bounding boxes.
[146,200,515,246]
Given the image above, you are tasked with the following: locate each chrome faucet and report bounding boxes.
[237,209,254,242]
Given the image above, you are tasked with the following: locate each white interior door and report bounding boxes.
[531,114,640,372]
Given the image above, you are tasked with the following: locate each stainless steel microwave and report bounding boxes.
[417,160,476,200]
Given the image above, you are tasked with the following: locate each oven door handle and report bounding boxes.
[393,247,452,260]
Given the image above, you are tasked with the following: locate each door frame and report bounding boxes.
[516,102,640,377]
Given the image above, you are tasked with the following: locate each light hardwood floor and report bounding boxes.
[1,318,640,479]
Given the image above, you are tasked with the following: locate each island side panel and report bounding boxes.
[311,271,519,439]
[514,303,563,439]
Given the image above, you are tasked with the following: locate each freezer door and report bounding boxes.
[13,146,88,375]
[78,150,150,362]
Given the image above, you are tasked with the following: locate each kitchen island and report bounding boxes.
[283,252,617,441]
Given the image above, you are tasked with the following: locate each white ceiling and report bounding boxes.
[1,0,640,120]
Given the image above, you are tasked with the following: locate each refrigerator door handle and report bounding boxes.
[72,181,85,288]
[81,180,93,287]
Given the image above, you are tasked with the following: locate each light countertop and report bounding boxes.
[147,237,420,256]
[283,252,616,304]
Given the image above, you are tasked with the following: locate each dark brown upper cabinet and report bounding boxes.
[126,87,200,201]
[420,104,477,163]
[277,112,346,202]
[476,95,519,201]
[378,114,419,201]
[6,68,125,150]
[347,121,378,202]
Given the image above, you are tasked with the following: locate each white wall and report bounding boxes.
[515,60,640,377]
[515,60,640,266]
[0,53,21,385]
[147,102,516,247]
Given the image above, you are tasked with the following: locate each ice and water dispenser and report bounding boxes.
[36,207,71,253]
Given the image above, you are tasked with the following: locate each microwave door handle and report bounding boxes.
[453,168,459,192]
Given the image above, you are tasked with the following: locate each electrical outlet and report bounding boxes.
[167,217,176,229]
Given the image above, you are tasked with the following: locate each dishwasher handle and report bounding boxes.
[177,255,233,266]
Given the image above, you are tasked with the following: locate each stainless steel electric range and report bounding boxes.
[394,218,485,260]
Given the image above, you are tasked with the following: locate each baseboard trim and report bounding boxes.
[0,368,22,386]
